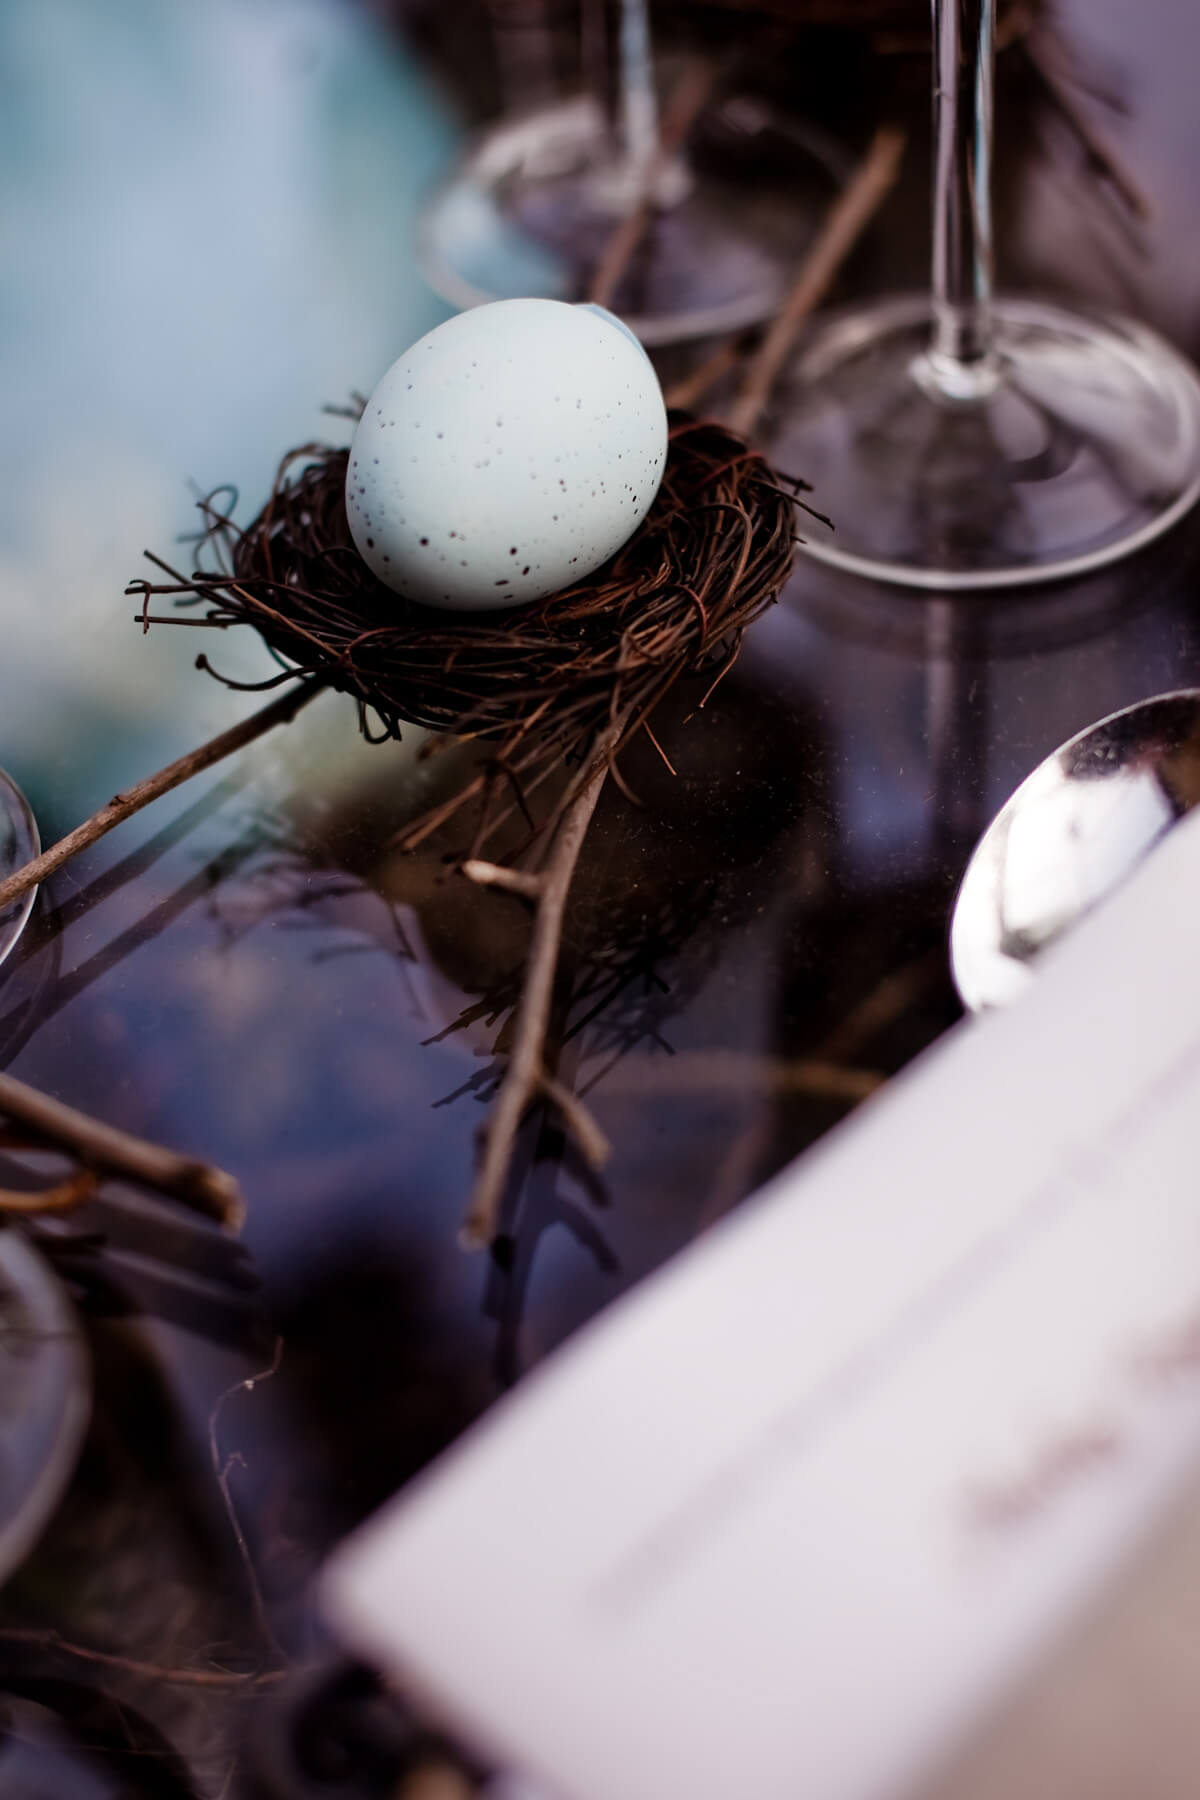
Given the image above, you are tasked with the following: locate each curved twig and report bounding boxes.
[0,1070,243,1228]
[0,677,323,914]
[459,722,624,1247]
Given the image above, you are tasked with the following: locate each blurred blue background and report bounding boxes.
[0,0,456,813]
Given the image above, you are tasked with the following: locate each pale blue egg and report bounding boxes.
[345,299,668,610]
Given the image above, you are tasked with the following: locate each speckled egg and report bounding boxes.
[344,299,668,611]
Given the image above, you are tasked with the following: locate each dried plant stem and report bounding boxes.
[461,859,543,900]
[1024,27,1151,219]
[588,57,718,311]
[0,1169,98,1214]
[536,1068,612,1168]
[0,1069,244,1228]
[208,1338,286,1661]
[0,1627,284,1688]
[0,677,322,915]
[665,332,750,413]
[460,727,621,1247]
[594,1049,885,1104]
[727,123,907,437]
[814,948,944,1065]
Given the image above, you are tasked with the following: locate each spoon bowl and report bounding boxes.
[950,688,1200,1012]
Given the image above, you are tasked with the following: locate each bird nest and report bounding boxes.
[131,414,802,834]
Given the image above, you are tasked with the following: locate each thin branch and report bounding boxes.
[593,1049,885,1105]
[588,58,719,311]
[536,1067,611,1170]
[462,859,543,900]
[665,332,751,413]
[815,950,944,1066]
[0,1628,285,1689]
[727,123,907,439]
[0,1070,244,1228]
[0,1169,98,1214]
[208,1338,286,1661]
[1024,27,1152,220]
[0,677,323,914]
[460,724,623,1247]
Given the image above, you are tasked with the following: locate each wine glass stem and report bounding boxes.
[929,0,996,391]
[618,0,660,184]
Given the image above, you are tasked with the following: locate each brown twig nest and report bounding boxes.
[131,415,801,835]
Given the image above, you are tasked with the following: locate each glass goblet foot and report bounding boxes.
[769,295,1200,591]
[0,768,39,968]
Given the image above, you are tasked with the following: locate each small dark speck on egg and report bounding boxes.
[420,537,429,546]
[522,566,530,575]
[495,578,509,586]
[509,547,517,555]
[366,537,375,547]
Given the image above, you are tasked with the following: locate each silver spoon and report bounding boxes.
[950,688,1200,1012]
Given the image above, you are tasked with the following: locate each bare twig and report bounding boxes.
[0,1627,285,1688]
[208,1338,287,1660]
[0,677,323,914]
[665,332,751,413]
[588,57,719,311]
[815,950,944,1065]
[460,858,543,900]
[0,1169,98,1214]
[1024,27,1152,220]
[593,1049,886,1104]
[460,724,623,1246]
[0,1070,244,1228]
[728,123,907,438]
[536,1067,611,1169]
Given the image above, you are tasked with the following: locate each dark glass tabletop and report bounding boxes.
[1,0,1199,1793]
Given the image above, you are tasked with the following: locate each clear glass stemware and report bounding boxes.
[0,768,39,968]
[418,0,847,346]
[768,0,1200,589]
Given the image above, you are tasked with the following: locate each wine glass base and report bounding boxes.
[0,768,39,968]
[770,295,1200,591]
[0,1228,89,1584]
[419,94,848,346]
